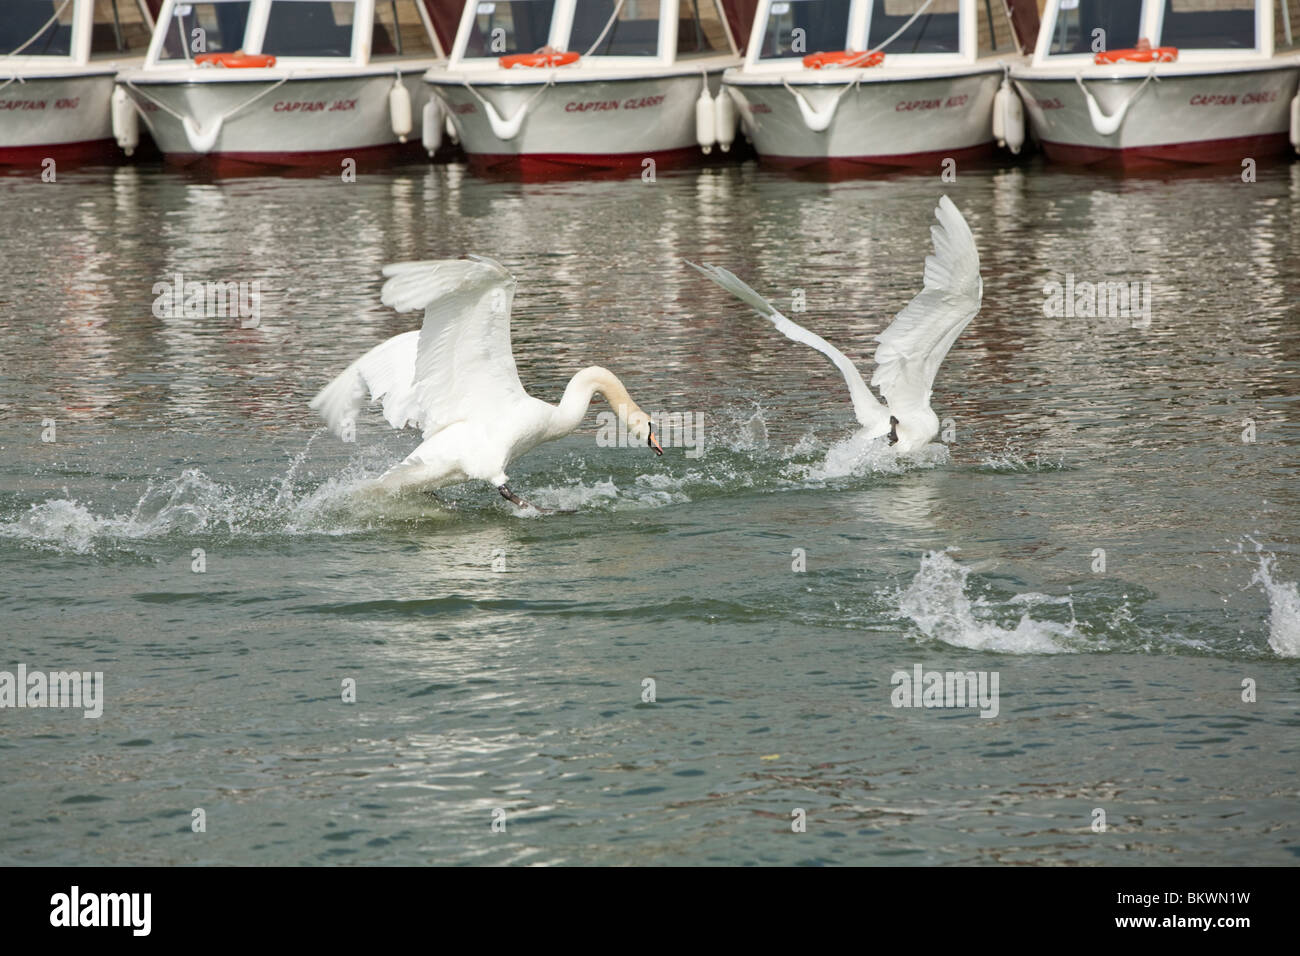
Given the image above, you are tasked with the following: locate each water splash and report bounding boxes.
[977,448,1067,472]
[894,550,1078,654]
[1246,544,1300,658]
[793,430,949,482]
[0,462,400,555]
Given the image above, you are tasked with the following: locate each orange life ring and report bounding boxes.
[194,52,277,68]
[1094,47,1177,64]
[499,51,580,69]
[802,50,885,69]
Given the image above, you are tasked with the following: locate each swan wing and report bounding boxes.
[686,260,887,431]
[309,328,425,437]
[870,196,982,415]
[311,256,529,441]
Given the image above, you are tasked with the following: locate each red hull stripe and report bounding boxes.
[0,138,120,166]
[164,140,430,174]
[1040,132,1293,168]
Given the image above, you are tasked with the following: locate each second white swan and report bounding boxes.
[687,195,982,454]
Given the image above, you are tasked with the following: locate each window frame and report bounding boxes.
[448,0,738,68]
[744,0,977,69]
[1034,0,1275,65]
[146,0,382,67]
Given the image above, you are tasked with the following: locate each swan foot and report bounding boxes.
[497,484,574,515]
[498,483,543,512]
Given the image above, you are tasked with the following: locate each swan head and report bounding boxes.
[886,410,940,453]
[625,405,664,456]
[579,367,664,455]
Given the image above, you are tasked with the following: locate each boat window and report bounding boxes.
[678,0,731,55]
[92,0,154,54]
[262,1,356,57]
[758,0,852,59]
[0,0,76,56]
[1048,0,1142,55]
[1277,0,1298,51]
[464,0,556,56]
[868,0,961,53]
[976,0,1016,55]
[570,0,660,56]
[158,1,252,60]
[372,0,437,57]
[1159,0,1256,49]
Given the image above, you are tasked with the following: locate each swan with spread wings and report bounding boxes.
[310,256,662,510]
[687,196,982,453]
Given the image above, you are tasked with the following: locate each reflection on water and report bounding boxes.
[1,156,1298,865]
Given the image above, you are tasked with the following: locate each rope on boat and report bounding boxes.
[583,0,627,57]
[1,0,73,60]
[1075,67,1159,136]
[782,0,934,130]
[124,74,291,152]
[461,73,555,141]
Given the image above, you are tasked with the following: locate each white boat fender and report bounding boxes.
[1291,92,1300,152]
[994,77,1023,154]
[992,84,1004,143]
[696,79,715,154]
[422,97,443,156]
[714,87,736,153]
[389,77,413,143]
[445,114,459,146]
[111,86,138,157]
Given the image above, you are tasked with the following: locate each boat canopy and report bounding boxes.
[448,0,738,66]
[744,0,1021,66]
[1037,0,1298,61]
[142,0,444,66]
[1,0,154,61]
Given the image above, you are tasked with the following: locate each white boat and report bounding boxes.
[719,0,1037,173]
[1,0,155,166]
[1012,0,1300,169]
[116,0,449,172]
[424,0,742,175]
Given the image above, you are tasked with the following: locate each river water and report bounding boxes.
[1,157,1297,865]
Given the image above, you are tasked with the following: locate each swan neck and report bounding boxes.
[553,366,638,436]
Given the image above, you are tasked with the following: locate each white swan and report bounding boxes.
[310,256,662,509]
[687,195,981,453]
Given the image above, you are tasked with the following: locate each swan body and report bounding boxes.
[310,257,661,505]
[688,195,982,453]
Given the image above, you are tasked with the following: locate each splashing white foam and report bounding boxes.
[1248,549,1300,658]
[0,462,401,555]
[895,550,1077,654]
[794,430,949,482]
[978,448,1066,472]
